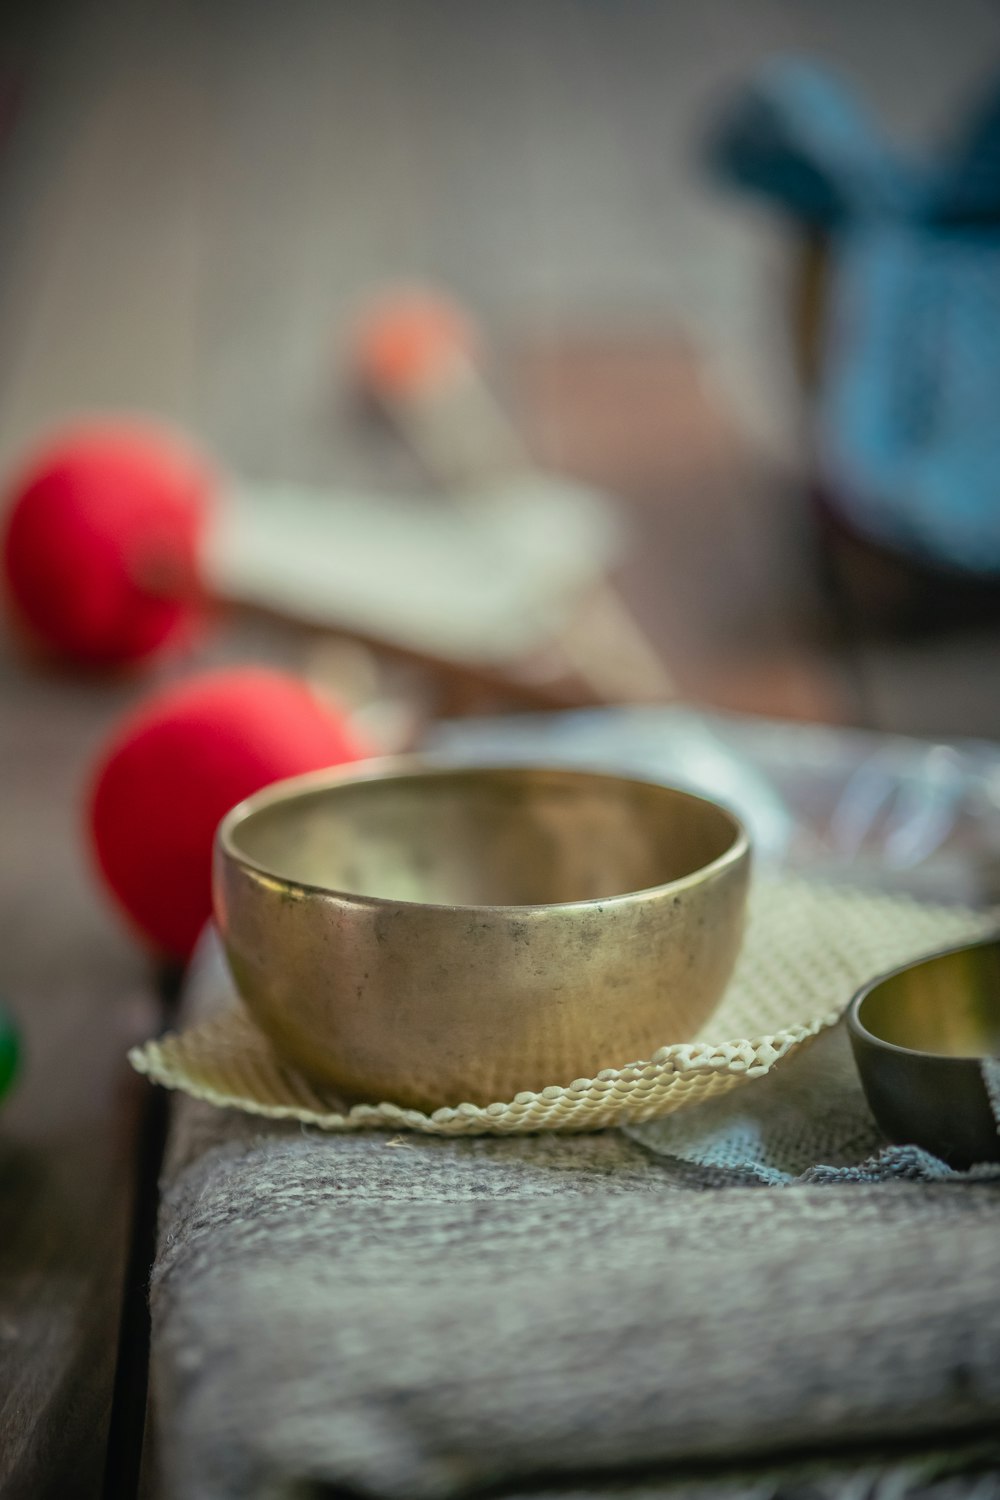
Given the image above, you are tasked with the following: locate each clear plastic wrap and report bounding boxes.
[429,706,1000,906]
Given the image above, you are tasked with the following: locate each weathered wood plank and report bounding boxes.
[0,652,161,1498]
[0,2,207,1491]
[515,333,860,723]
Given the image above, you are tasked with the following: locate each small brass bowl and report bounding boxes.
[214,762,750,1111]
[848,938,1000,1169]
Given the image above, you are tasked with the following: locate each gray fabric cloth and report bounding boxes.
[625,1023,1000,1185]
[149,947,1000,1500]
[150,712,1000,1499]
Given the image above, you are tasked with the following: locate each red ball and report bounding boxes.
[2,420,214,667]
[88,668,369,960]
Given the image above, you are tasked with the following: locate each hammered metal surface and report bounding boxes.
[213,762,750,1110]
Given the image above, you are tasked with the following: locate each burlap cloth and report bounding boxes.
[149,715,1000,1500]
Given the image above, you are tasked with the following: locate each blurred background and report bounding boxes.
[2,0,999,737]
[4,9,1000,1492]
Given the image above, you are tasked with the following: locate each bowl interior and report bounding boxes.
[856,940,1000,1059]
[227,766,743,908]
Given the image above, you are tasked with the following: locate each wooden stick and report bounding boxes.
[354,288,675,704]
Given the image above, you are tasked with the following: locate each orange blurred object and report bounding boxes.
[352,287,479,398]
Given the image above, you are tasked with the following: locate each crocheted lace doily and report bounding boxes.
[129,875,995,1135]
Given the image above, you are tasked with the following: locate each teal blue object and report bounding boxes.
[0,1003,20,1104]
[708,62,1000,576]
[706,59,926,223]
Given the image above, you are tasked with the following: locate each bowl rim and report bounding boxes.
[216,757,751,915]
[847,934,1000,1063]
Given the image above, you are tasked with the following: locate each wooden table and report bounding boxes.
[2,4,999,1495]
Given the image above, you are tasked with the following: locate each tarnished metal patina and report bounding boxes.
[215,761,750,1111]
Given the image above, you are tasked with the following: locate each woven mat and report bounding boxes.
[130,874,995,1133]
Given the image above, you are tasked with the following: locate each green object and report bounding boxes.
[0,1003,20,1103]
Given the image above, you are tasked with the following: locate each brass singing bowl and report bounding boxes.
[848,937,1000,1169]
[214,761,751,1112]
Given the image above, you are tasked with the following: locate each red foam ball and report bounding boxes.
[2,420,215,667]
[88,667,370,960]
